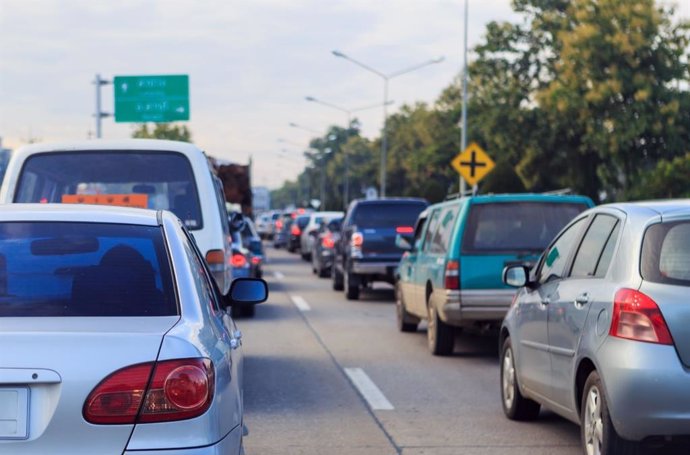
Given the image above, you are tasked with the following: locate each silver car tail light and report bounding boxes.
[609,289,674,345]
[83,358,214,424]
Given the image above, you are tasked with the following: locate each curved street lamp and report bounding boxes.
[331,51,445,197]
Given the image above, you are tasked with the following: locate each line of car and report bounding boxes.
[0,140,268,455]
[268,194,690,454]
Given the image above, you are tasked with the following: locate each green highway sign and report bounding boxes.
[114,75,189,123]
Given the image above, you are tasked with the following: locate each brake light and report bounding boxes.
[251,256,262,265]
[322,234,335,249]
[291,225,301,236]
[351,232,364,247]
[276,220,283,230]
[610,289,673,345]
[231,253,247,268]
[396,226,414,234]
[84,358,214,424]
[444,260,459,290]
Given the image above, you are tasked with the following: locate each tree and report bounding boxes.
[132,123,192,142]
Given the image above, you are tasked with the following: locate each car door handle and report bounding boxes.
[541,297,551,305]
[575,293,590,305]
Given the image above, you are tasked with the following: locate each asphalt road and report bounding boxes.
[238,246,583,455]
[239,246,686,455]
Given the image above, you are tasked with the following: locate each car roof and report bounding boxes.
[0,203,161,226]
[601,200,690,216]
[12,139,204,159]
[352,197,428,205]
[425,193,594,210]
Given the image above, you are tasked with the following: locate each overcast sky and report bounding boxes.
[0,1,687,189]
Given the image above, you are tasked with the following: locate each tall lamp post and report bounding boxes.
[331,51,444,197]
[304,96,393,208]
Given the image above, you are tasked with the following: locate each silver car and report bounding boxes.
[0,204,266,455]
[500,201,690,454]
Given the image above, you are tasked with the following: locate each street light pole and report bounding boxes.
[332,51,444,197]
[93,74,111,139]
[305,97,394,209]
[460,0,469,195]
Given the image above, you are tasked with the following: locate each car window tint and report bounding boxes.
[0,222,177,317]
[463,202,588,253]
[570,214,619,278]
[594,222,621,278]
[642,221,690,286]
[180,226,221,312]
[539,218,586,283]
[412,216,427,250]
[352,202,427,228]
[422,210,441,252]
[430,205,459,254]
[15,151,204,230]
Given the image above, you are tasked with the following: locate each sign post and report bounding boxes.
[451,142,495,188]
[114,75,189,123]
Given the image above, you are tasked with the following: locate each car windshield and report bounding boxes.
[353,202,427,228]
[642,220,690,287]
[14,151,203,230]
[0,221,177,317]
[463,202,588,253]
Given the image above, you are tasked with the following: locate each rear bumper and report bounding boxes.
[351,260,399,276]
[125,423,242,455]
[598,337,690,441]
[435,289,514,326]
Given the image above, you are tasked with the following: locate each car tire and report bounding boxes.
[344,268,360,300]
[500,337,541,421]
[332,263,344,291]
[396,282,419,332]
[301,252,311,261]
[318,265,330,278]
[581,371,640,455]
[427,302,454,355]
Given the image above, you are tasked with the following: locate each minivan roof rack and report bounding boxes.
[541,188,574,195]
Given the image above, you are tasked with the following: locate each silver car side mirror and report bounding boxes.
[503,265,528,288]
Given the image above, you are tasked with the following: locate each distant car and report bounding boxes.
[0,139,235,296]
[0,203,267,455]
[288,215,310,253]
[257,210,281,240]
[395,193,593,355]
[300,211,344,261]
[501,201,690,455]
[333,198,428,300]
[311,216,343,278]
[239,216,265,280]
[272,213,293,248]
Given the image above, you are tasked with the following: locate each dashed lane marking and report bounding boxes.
[344,368,394,411]
[273,271,285,280]
[290,295,311,312]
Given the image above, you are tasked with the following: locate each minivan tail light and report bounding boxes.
[84,358,215,424]
[396,226,414,234]
[351,232,364,247]
[205,250,224,270]
[444,260,460,290]
[610,289,673,345]
[231,253,247,268]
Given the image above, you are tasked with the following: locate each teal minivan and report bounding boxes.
[395,193,594,356]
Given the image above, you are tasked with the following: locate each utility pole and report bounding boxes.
[93,74,111,138]
[460,0,469,195]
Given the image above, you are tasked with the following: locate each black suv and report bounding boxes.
[333,198,428,300]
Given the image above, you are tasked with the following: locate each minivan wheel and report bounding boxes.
[581,371,640,455]
[396,283,419,332]
[501,337,540,420]
[332,263,344,291]
[427,303,454,355]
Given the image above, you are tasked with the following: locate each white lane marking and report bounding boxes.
[344,368,394,411]
[273,271,285,280]
[290,295,311,312]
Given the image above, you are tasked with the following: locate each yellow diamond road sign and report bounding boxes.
[451,142,495,186]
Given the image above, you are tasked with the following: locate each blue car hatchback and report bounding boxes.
[396,193,594,355]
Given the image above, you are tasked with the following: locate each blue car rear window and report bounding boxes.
[0,222,177,317]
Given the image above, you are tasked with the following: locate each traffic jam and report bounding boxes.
[2,1,690,455]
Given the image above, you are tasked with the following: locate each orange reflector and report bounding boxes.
[205,250,224,265]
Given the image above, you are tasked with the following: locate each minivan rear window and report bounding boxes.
[642,221,690,287]
[463,202,588,253]
[14,151,203,230]
[0,222,177,317]
[353,202,427,228]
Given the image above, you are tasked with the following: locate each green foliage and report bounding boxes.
[629,153,690,199]
[132,123,192,142]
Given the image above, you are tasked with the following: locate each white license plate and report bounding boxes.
[0,387,30,440]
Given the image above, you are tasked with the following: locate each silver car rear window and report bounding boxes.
[14,151,203,230]
[0,222,178,317]
[642,221,690,286]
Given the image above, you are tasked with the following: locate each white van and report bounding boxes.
[0,139,233,294]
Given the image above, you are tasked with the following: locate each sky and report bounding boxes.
[0,0,687,189]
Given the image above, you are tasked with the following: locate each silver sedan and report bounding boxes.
[0,204,266,455]
[500,201,690,455]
